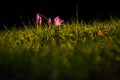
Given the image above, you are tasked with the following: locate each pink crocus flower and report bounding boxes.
[54,16,64,26]
[48,18,52,25]
[36,13,42,25]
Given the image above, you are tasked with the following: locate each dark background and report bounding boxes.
[0,0,120,28]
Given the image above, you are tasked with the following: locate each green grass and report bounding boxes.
[0,18,120,80]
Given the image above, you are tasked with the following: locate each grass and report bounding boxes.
[0,17,120,80]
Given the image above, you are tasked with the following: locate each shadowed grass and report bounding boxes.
[0,17,120,80]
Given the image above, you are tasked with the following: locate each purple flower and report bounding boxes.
[36,13,42,25]
[48,18,52,25]
[54,16,64,26]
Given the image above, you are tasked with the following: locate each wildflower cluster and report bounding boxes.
[36,12,64,28]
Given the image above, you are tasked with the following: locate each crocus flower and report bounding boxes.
[54,16,64,26]
[36,13,42,28]
[48,18,52,25]
[36,13,42,25]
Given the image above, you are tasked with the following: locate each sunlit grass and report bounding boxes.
[0,17,120,80]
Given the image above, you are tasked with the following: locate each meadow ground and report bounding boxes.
[0,18,120,80]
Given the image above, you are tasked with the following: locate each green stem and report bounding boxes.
[76,3,79,23]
